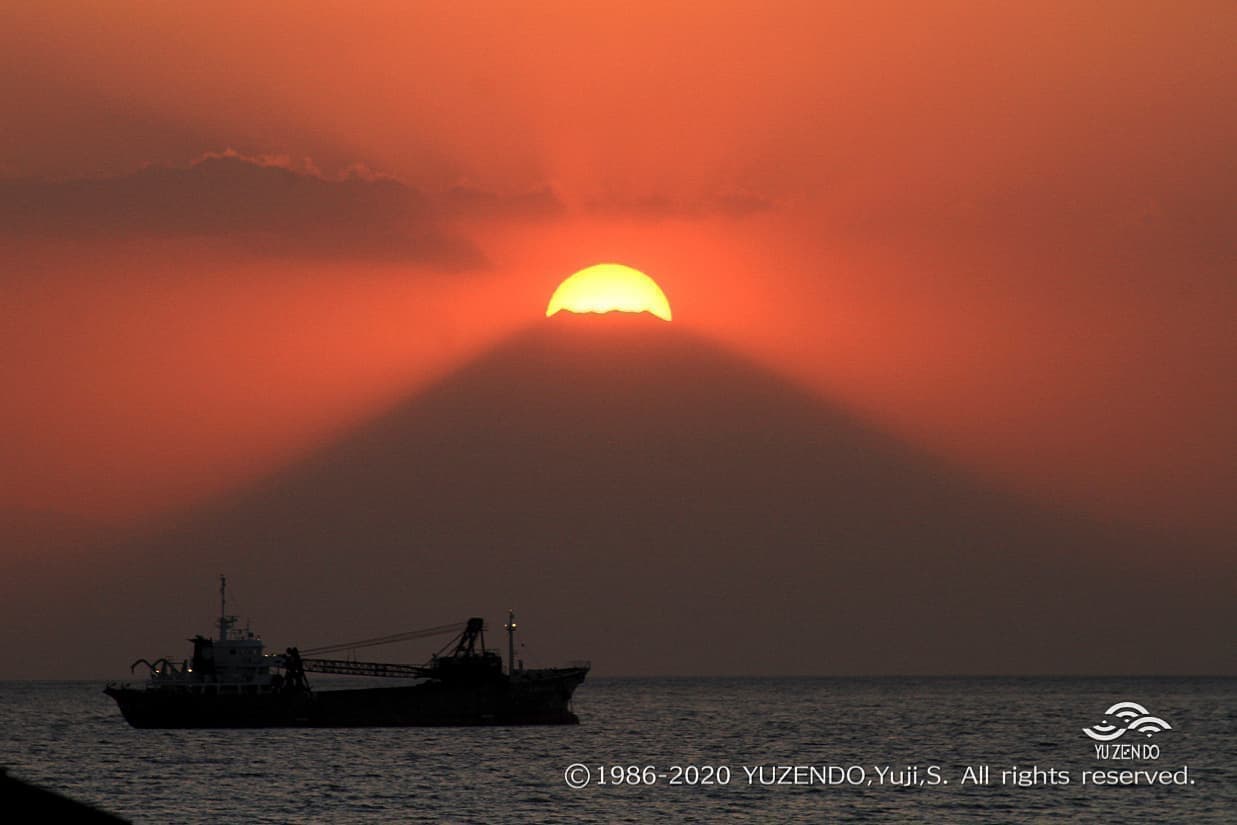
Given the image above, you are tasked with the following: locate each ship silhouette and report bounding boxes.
[105,577,586,727]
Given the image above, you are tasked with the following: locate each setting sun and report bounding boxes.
[545,263,672,322]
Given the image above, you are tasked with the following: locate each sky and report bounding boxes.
[1,3,1234,674]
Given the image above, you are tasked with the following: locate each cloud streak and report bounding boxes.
[0,151,567,268]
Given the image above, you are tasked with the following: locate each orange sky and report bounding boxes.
[2,1,1234,542]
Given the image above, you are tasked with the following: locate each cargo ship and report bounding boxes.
[104,577,588,728]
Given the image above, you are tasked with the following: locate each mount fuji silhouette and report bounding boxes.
[6,314,1231,676]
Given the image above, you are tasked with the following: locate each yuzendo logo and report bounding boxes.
[1083,702,1172,742]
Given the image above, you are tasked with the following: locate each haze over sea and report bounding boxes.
[2,677,1231,823]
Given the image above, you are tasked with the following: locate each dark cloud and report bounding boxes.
[0,152,565,268]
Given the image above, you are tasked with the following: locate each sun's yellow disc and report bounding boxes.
[545,263,672,322]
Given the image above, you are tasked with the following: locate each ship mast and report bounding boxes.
[218,574,231,641]
[505,609,517,675]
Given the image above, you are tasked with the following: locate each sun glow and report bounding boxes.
[545,263,672,322]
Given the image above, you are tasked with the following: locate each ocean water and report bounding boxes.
[1,677,1232,823]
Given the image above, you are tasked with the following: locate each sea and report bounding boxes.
[1,677,1232,823]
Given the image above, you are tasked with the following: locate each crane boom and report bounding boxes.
[298,657,430,679]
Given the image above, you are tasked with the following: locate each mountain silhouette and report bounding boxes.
[5,314,1231,676]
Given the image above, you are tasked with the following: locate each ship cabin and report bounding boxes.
[144,612,278,696]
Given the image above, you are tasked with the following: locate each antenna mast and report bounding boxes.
[505,609,518,675]
[218,574,232,641]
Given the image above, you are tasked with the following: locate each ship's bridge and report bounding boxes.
[198,631,270,683]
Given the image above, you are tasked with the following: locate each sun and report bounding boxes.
[545,263,672,322]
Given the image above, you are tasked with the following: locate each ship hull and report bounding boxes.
[104,667,587,729]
